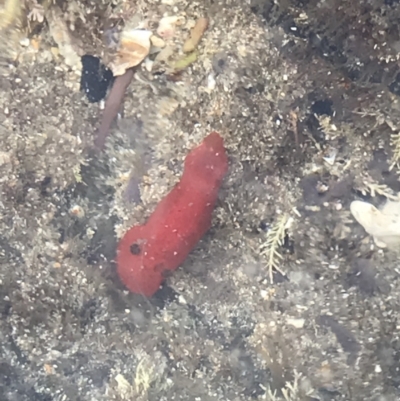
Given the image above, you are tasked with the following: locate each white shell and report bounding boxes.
[110,29,152,76]
[350,200,400,248]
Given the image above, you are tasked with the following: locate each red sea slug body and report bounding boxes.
[116,132,228,296]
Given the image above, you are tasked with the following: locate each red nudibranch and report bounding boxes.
[116,132,228,297]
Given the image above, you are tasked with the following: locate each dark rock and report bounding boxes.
[80,55,114,103]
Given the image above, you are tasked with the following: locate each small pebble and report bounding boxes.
[207,73,216,91]
[19,37,30,47]
[150,35,165,48]
[86,228,95,239]
[286,318,305,328]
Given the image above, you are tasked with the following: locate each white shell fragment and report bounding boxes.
[350,199,400,248]
[110,29,152,76]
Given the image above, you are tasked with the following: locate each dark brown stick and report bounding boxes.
[94,68,135,150]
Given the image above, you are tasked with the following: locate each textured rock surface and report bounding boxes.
[2,0,400,400]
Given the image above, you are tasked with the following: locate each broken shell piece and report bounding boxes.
[183,17,208,53]
[157,16,184,39]
[110,29,152,76]
[350,200,400,248]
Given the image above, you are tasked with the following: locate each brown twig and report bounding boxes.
[94,68,135,150]
[289,109,299,149]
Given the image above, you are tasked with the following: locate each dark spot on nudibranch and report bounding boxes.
[130,243,141,255]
